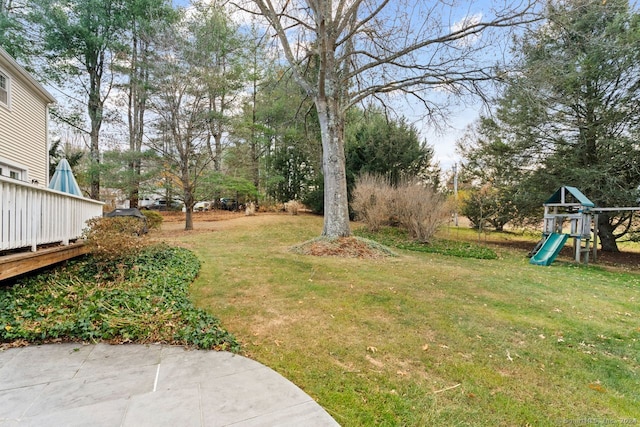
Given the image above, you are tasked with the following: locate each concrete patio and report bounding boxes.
[0,343,339,426]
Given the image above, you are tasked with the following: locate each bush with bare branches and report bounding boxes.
[351,174,394,231]
[352,174,449,242]
[83,217,151,279]
[285,200,301,215]
[393,180,451,243]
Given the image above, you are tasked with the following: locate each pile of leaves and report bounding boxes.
[355,226,498,260]
[291,236,396,259]
[0,245,239,351]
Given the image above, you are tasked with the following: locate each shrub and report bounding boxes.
[142,210,163,230]
[285,200,301,215]
[302,175,324,214]
[83,217,151,279]
[459,186,517,231]
[394,180,451,243]
[352,174,449,243]
[351,174,394,231]
[253,199,279,212]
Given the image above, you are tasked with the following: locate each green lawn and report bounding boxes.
[164,214,640,426]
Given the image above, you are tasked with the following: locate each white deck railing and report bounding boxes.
[0,176,104,252]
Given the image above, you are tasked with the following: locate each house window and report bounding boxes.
[0,71,8,107]
[0,161,26,181]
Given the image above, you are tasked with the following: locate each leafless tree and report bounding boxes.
[243,0,540,237]
[148,31,214,231]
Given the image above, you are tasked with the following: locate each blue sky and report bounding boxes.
[421,106,478,173]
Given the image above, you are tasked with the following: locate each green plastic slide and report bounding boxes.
[529,233,569,266]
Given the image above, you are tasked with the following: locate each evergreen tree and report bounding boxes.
[463,0,640,251]
[345,108,437,189]
[33,0,130,199]
[233,66,322,204]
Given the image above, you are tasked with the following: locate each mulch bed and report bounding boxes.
[292,237,394,259]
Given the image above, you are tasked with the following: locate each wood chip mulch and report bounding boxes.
[293,237,393,259]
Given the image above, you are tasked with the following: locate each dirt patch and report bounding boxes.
[594,250,640,269]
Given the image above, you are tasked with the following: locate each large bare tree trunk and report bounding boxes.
[317,98,350,237]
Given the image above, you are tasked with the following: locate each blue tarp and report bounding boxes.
[48,158,82,196]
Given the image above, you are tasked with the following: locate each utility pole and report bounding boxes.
[453,163,458,227]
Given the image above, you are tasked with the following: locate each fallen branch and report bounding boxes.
[434,383,461,394]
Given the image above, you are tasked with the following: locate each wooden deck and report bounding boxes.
[0,242,90,281]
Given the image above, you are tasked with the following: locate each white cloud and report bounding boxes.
[451,12,483,46]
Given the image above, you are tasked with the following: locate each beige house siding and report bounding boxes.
[0,48,55,186]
